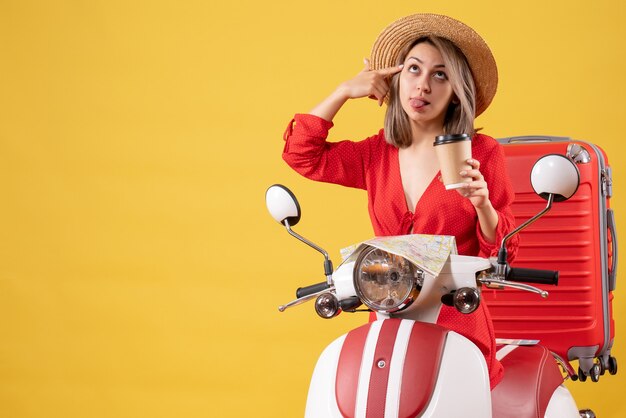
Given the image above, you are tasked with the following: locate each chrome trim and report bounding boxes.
[453,287,480,314]
[566,143,591,164]
[314,293,340,318]
[479,277,548,298]
[283,219,333,285]
[551,351,576,378]
[353,246,422,313]
[497,194,555,279]
[602,166,613,197]
[278,286,336,312]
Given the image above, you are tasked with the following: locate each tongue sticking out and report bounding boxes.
[410,98,429,108]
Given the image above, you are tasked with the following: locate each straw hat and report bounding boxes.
[370,13,497,116]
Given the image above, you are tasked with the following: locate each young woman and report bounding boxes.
[282,13,518,389]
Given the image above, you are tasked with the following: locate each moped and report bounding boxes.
[266,154,596,418]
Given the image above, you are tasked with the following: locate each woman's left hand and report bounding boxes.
[457,158,491,209]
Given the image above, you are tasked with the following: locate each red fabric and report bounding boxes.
[283,113,521,389]
[282,114,519,260]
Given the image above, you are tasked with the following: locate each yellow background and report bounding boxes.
[1,0,624,417]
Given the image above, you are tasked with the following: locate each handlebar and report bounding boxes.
[506,267,559,286]
[339,296,362,312]
[296,282,331,299]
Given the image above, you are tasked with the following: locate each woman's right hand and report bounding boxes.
[338,59,404,106]
[309,60,403,122]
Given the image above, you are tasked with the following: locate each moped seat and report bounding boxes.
[491,344,565,418]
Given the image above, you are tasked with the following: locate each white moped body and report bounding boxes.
[307,320,492,417]
[305,255,580,418]
[266,155,597,418]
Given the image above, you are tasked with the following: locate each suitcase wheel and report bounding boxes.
[598,357,606,375]
[598,355,618,376]
[577,363,602,382]
[589,363,601,382]
[608,356,618,375]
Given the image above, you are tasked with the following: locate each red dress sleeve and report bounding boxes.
[282,114,376,190]
[474,135,519,262]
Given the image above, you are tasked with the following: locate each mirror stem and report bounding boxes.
[496,193,555,276]
[283,220,334,284]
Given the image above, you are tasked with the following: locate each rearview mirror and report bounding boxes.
[265,184,301,226]
[530,154,580,202]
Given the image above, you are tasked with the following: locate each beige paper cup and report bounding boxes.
[434,134,472,190]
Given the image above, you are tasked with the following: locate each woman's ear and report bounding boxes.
[451,96,460,105]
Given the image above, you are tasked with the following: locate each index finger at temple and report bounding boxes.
[376,64,404,76]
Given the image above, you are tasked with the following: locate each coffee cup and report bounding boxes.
[433,134,472,190]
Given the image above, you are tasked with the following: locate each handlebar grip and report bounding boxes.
[296,282,330,298]
[507,267,559,285]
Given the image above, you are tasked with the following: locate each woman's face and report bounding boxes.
[399,42,455,130]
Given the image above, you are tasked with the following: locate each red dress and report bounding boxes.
[282,113,519,388]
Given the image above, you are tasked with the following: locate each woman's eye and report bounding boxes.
[408,64,420,73]
[434,71,448,80]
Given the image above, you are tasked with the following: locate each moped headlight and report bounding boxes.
[353,246,423,313]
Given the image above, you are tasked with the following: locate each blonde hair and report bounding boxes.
[384,37,477,148]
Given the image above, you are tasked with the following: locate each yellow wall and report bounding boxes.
[1,0,624,416]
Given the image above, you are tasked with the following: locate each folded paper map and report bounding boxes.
[340,234,457,276]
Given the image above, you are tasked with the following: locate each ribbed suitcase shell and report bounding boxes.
[483,136,617,376]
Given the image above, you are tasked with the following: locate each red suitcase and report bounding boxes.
[483,136,617,381]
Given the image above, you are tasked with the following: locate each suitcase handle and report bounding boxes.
[608,208,618,291]
[498,135,571,144]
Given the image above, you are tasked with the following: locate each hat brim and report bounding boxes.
[370,13,497,116]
